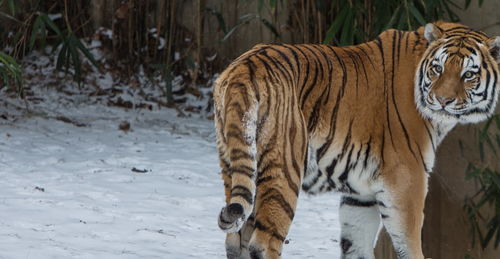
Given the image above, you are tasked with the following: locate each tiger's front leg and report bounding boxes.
[375,166,427,259]
[339,195,381,259]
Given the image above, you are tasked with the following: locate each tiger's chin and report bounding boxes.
[417,103,492,124]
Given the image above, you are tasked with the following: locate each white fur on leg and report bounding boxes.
[339,195,381,259]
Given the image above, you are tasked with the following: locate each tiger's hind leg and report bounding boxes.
[225,216,255,259]
[248,168,301,259]
[216,78,260,258]
[339,195,381,259]
[248,173,297,259]
[247,112,307,259]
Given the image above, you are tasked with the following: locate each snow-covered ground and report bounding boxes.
[0,98,341,258]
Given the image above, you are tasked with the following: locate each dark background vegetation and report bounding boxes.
[0,0,488,100]
[0,0,498,258]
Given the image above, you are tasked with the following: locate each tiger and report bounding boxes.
[213,21,500,259]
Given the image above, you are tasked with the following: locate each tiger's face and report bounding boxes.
[415,23,500,124]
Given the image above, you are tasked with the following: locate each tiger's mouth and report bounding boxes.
[420,92,494,124]
[428,107,462,117]
[427,101,468,116]
[424,94,470,116]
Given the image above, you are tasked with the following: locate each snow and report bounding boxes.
[48,13,62,21]
[0,99,342,258]
[0,44,341,258]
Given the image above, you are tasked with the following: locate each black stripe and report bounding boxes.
[254,220,285,241]
[345,49,360,94]
[341,196,377,207]
[246,58,260,102]
[413,31,424,52]
[307,100,321,132]
[302,169,323,192]
[257,140,275,170]
[415,143,429,173]
[352,48,370,90]
[268,46,295,72]
[338,144,355,184]
[261,50,294,84]
[230,148,254,161]
[256,175,274,185]
[231,169,253,177]
[316,141,331,161]
[326,45,348,97]
[253,55,280,84]
[380,129,386,164]
[375,35,395,150]
[404,31,410,52]
[300,47,320,109]
[289,130,303,181]
[285,44,304,87]
[377,201,387,207]
[231,185,254,204]
[325,158,338,183]
[310,45,334,103]
[354,45,376,70]
[355,143,362,162]
[363,137,372,169]
[423,121,436,152]
[341,120,354,155]
[258,161,281,176]
[260,188,295,220]
[283,166,300,196]
[295,46,311,101]
[231,165,255,177]
[385,33,396,149]
[390,31,419,162]
[225,102,245,123]
[256,77,273,143]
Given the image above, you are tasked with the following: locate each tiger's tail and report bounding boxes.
[216,75,259,233]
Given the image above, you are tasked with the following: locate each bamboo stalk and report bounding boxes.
[127,0,134,75]
[143,0,149,62]
[310,0,316,42]
[274,0,279,42]
[318,10,322,43]
[301,0,307,43]
[375,228,398,259]
[63,0,73,32]
[164,0,176,104]
[155,0,166,59]
[292,2,304,43]
[194,0,205,86]
[112,0,118,61]
[166,0,175,68]
[367,0,372,41]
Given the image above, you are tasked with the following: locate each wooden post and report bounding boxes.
[375,228,397,259]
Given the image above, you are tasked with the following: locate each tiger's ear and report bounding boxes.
[488,37,500,62]
[424,23,443,43]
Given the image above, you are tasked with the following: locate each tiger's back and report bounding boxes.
[214,22,500,259]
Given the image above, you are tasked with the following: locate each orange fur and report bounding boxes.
[214,22,500,259]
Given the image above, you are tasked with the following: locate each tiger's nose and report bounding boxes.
[436,96,455,106]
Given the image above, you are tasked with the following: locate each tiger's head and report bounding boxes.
[415,22,500,124]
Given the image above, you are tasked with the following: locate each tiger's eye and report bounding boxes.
[434,65,442,73]
[464,71,474,79]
